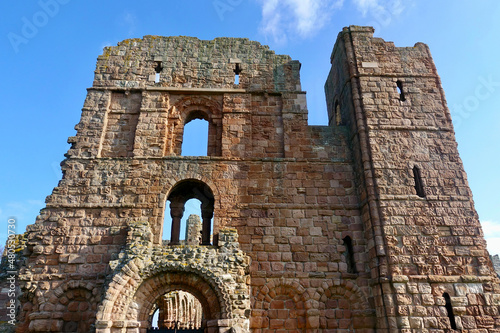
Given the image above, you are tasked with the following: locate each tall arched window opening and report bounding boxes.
[163,199,208,245]
[182,118,209,156]
[163,180,214,246]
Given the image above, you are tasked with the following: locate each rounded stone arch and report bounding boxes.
[175,96,222,121]
[314,280,375,330]
[252,279,308,332]
[172,96,223,156]
[95,258,237,332]
[37,281,100,333]
[158,178,221,245]
[133,271,224,327]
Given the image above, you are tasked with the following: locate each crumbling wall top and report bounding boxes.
[94,36,301,91]
[331,25,435,77]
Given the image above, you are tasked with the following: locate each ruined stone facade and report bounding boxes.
[6,26,500,332]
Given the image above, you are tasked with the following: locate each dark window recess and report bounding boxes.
[234,63,242,85]
[413,166,426,198]
[397,80,406,101]
[443,293,457,330]
[154,61,163,83]
[343,236,357,273]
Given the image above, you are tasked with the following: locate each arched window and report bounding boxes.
[171,99,223,157]
[182,117,209,156]
[163,180,214,246]
[163,199,206,245]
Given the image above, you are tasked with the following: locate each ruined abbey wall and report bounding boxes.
[5,26,500,333]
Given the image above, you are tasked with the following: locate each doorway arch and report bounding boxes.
[137,271,222,330]
[95,222,250,333]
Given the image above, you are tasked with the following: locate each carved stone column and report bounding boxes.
[201,202,214,245]
[169,200,185,245]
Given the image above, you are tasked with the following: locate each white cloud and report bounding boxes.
[258,0,343,44]
[352,0,379,16]
[352,0,405,22]
[481,221,500,255]
[116,11,138,36]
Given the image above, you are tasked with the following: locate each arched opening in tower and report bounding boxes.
[149,290,204,330]
[163,198,212,245]
[162,179,215,246]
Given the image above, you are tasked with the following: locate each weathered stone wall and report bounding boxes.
[326,26,500,331]
[8,27,500,333]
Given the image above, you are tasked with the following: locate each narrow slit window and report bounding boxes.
[397,80,406,101]
[343,236,357,273]
[413,166,426,198]
[155,61,163,83]
[443,293,457,330]
[234,63,242,85]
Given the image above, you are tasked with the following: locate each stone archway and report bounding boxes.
[169,96,223,157]
[95,223,250,333]
[135,271,223,328]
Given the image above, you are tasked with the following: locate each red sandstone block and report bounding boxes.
[292,252,309,262]
[269,319,284,329]
[284,319,298,330]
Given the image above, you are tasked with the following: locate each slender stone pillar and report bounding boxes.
[169,200,185,245]
[201,202,214,245]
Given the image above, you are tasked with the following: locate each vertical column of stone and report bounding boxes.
[251,94,286,158]
[169,201,185,245]
[66,89,111,158]
[100,91,141,158]
[221,93,252,158]
[133,91,169,157]
[282,92,309,159]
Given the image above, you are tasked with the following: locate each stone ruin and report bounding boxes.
[2,25,500,332]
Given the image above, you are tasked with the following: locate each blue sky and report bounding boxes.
[1,1,499,253]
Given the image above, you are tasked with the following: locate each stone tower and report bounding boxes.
[9,26,500,332]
